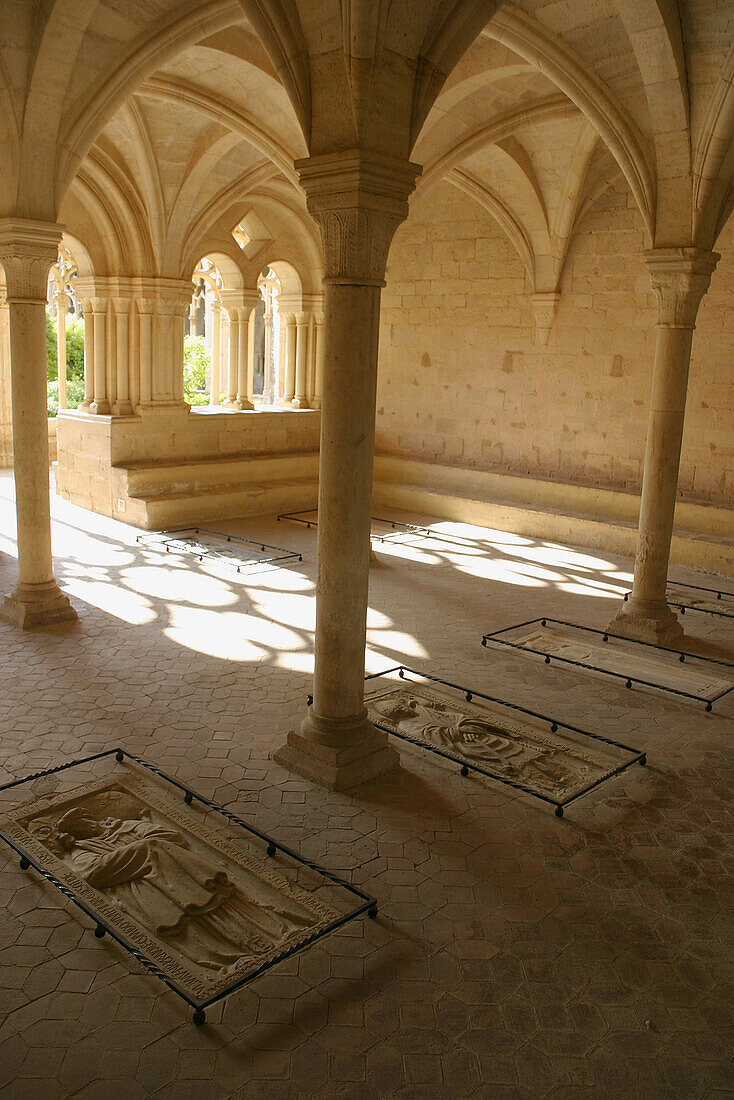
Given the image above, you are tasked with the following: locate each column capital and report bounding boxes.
[295,150,421,285]
[0,218,63,301]
[220,290,260,317]
[531,290,561,347]
[643,247,720,326]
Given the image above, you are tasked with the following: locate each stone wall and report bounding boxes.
[377,179,734,507]
[56,407,320,525]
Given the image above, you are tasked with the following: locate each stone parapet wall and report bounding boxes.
[56,407,321,524]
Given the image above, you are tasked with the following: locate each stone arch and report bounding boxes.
[481,6,656,240]
[55,2,245,208]
[265,259,302,304]
[61,233,95,280]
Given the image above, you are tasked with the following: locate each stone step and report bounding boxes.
[129,477,318,529]
[373,478,734,577]
[122,451,318,498]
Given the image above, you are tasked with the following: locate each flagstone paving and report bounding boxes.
[0,474,733,1098]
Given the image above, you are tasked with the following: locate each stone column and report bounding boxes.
[209,298,221,405]
[234,301,256,410]
[282,313,297,404]
[263,304,274,403]
[225,310,239,405]
[293,312,310,408]
[0,285,13,466]
[112,298,133,415]
[607,247,719,644]
[311,312,324,409]
[0,219,77,628]
[274,151,420,789]
[137,299,154,407]
[90,298,110,414]
[55,288,69,410]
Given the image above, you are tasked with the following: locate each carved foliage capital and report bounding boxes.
[296,151,421,283]
[644,247,720,326]
[0,217,63,301]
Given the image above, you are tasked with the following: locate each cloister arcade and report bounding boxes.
[0,1,734,1091]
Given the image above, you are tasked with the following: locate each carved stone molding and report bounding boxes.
[531,291,561,346]
[0,218,63,301]
[643,247,720,327]
[296,151,421,284]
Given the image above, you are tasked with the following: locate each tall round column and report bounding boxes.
[274,151,419,790]
[0,219,77,628]
[608,247,719,644]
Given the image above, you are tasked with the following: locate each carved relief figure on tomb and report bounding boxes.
[369,689,602,800]
[29,796,313,972]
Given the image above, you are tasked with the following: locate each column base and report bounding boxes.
[112,401,133,416]
[89,400,111,415]
[606,596,683,646]
[233,398,254,411]
[1,581,78,630]
[291,398,310,409]
[273,710,399,791]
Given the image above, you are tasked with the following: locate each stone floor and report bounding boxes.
[0,470,733,1099]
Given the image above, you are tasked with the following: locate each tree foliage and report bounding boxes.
[46,310,86,415]
[183,335,211,406]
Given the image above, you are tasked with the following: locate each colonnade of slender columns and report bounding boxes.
[608,247,719,644]
[0,219,77,628]
[274,151,420,790]
[74,277,191,416]
[220,292,258,409]
[276,308,320,407]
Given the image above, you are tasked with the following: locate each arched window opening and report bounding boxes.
[187,257,225,407]
[46,245,84,417]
